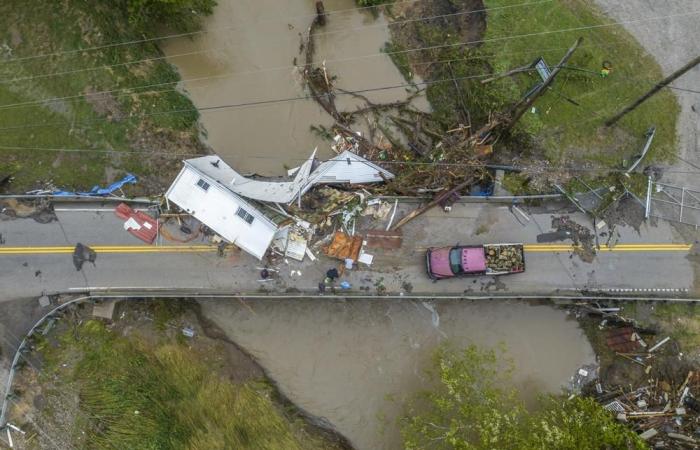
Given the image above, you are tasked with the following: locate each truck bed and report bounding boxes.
[483,244,525,274]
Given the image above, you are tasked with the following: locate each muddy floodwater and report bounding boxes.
[200,299,596,450]
[163,0,420,174]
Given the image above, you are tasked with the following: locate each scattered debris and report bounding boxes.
[0,198,56,223]
[72,243,96,271]
[364,229,403,250]
[323,231,362,263]
[181,327,195,338]
[606,327,643,353]
[45,173,136,197]
[551,216,596,262]
[114,203,158,244]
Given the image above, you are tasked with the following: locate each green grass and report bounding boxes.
[40,320,333,450]
[481,0,679,167]
[0,1,204,192]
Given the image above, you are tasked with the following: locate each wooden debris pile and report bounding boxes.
[595,323,699,447]
[484,245,523,272]
[595,368,700,448]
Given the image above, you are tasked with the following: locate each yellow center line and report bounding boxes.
[0,245,218,255]
[523,243,692,252]
[0,243,693,256]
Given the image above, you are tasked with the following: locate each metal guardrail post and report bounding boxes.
[645,176,652,219]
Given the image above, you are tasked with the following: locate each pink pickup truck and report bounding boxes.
[426,244,525,280]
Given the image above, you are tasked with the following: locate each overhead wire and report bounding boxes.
[0,0,555,84]
[0,41,604,112]
[0,0,549,65]
[1,6,698,113]
[3,142,700,175]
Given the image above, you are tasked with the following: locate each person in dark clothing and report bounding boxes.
[326,268,339,280]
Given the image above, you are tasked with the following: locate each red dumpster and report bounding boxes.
[114,203,158,244]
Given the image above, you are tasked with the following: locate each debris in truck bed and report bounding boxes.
[484,245,524,272]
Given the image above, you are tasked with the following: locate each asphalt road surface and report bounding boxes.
[0,202,695,302]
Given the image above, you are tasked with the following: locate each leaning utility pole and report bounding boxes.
[605,55,700,127]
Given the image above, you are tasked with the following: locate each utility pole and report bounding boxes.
[605,55,700,127]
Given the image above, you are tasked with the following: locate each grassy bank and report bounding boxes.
[0,1,207,193]
[387,0,679,191]
[10,301,342,449]
[481,0,678,166]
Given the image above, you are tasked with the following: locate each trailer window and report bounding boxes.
[449,248,463,274]
[196,178,210,191]
[236,206,255,224]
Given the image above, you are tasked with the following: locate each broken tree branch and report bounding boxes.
[505,37,583,129]
[390,177,474,231]
[480,63,533,84]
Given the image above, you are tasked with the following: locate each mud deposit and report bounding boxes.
[162,0,419,175]
[199,298,595,450]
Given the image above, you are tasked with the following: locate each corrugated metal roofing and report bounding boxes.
[185,150,316,203]
[301,150,395,196]
[185,149,394,204]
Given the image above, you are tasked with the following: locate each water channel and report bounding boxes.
[162,0,418,175]
[201,299,595,450]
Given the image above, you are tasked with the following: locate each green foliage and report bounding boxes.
[124,0,217,35]
[52,320,325,450]
[0,0,206,191]
[400,344,647,450]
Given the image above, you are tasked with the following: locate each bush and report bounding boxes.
[124,0,217,34]
[401,344,647,450]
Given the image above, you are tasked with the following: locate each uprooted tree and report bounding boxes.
[400,344,646,450]
[300,6,582,197]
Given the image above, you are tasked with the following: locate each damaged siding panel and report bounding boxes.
[307,151,395,185]
[166,167,276,260]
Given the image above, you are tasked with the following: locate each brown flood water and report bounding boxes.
[200,299,596,450]
[162,0,421,175]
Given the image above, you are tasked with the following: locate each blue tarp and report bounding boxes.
[51,174,137,197]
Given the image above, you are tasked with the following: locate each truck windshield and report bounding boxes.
[449,248,463,274]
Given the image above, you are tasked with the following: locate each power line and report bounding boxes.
[2,7,698,113]
[0,42,603,112]
[0,0,554,85]
[0,0,548,65]
[0,48,696,136]
[2,142,699,174]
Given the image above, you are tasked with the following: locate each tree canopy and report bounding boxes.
[400,344,647,450]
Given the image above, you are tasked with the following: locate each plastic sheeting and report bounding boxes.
[50,174,137,197]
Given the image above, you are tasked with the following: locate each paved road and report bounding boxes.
[0,201,695,302]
